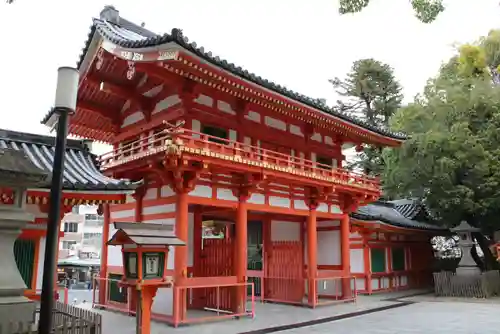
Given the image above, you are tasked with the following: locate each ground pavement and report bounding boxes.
[81,290,500,333]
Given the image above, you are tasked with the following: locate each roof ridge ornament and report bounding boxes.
[100,5,120,25]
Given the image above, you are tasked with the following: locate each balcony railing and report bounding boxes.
[99,128,380,192]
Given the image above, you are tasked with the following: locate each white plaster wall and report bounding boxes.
[317,203,328,213]
[143,204,176,216]
[121,112,144,128]
[317,220,339,227]
[245,111,260,123]
[143,187,158,200]
[349,248,364,274]
[217,100,236,115]
[189,185,212,198]
[36,237,46,289]
[192,119,201,139]
[271,220,300,241]
[317,230,341,265]
[381,277,390,289]
[269,196,290,208]
[330,205,342,214]
[264,116,286,131]
[152,95,181,115]
[107,224,123,267]
[195,94,213,107]
[110,209,135,221]
[187,212,194,267]
[353,278,365,292]
[229,129,237,141]
[316,277,342,296]
[371,278,379,290]
[217,188,237,201]
[151,286,174,316]
[248,193,265,204]
[161,185,175,197]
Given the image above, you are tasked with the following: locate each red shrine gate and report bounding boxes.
[63,6,407,326]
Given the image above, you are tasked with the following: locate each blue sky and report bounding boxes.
[1,0,499,139]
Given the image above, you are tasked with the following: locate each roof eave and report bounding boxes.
[89,19,408,143]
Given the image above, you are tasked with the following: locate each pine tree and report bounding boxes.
[330,59,403,176]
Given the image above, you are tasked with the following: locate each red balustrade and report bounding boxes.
[98,128,380,191]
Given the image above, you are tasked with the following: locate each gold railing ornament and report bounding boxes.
[162,120,185,156]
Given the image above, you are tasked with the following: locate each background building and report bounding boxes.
[58,205,103,260]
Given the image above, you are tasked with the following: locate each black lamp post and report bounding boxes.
[38,67,79,334]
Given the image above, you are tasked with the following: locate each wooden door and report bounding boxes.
[265,241,304,303]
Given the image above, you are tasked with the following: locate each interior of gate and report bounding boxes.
[189,210,306,311]
[190,208,235,313]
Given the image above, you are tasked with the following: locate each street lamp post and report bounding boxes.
[38,67,79,334]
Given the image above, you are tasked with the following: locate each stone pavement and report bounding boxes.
[85,290,500,333]
[285,301,500,333]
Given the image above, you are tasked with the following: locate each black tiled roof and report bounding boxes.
[389,198,436,220]
[66,6,407,141]
[0,129,138,191]
[0,148,50,186]
[351,201,448,232]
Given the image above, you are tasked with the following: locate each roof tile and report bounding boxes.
[43,7,407,141]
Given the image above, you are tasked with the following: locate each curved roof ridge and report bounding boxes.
[66,7,407,142]
[352,201,447,232]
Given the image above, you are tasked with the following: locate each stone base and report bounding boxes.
[456,266,481,276]
[0,296,35,325]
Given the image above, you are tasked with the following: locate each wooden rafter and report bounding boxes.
[77,100,120,127]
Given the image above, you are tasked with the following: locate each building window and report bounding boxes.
[85,214,103,221]
[370,248,386,273]
[391,247,406,271]
[316,156,333,169]
[201,125,228,144]
[62,241,77,250]
[63,222,78,233]
[84,232,102,239]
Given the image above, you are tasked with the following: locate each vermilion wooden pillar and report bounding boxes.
[340,213,351,298]
[173,191,188,323]
[306,205,318,306]
[235,198,248,313]
[134,187,145,223]
[362,232,372,294]
[99,204,110,305]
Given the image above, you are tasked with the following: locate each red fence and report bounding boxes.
[265,241,304,304]
[91,276,255,327]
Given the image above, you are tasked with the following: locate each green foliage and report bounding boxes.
[331,59,403,176]
[383,34,500,234]
[457,44,489,78]
[338,0,370,15]
[339,0,445,24]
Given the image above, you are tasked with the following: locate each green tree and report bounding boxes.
[330,58,403,176]
[383,36,500,268]
[339,0,445,23]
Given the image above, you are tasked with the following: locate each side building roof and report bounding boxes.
[43,5,407,144]
[351,201,448,233]
[0,129,138,192]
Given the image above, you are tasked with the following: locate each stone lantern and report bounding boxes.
[0,149,50,325]
[451,220,481,276]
